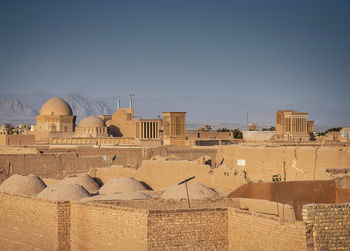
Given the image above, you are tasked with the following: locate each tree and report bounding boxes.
[232,129,242,139]
[216,128,231,132]
[3,123,15,135]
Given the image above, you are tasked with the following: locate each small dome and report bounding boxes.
[161,182,219,200]
[0,174,46,196]
[98,177,148,195]
[78,115,106,128]
[40,97,73,116]
[60,174,100,193]
[37,184,91,201]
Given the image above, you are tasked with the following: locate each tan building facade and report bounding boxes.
[276,110,314,141]
[163,112,186,145]
[109,105,161,139]
[35,97,76,133]
[135,119,161,139]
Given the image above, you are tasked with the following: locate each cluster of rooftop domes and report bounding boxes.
[38,97,107,133]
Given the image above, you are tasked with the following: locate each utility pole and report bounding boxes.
[246,112,249,130]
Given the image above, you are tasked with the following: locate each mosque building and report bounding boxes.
[35,97,76,133]
[33,96,186,145]
[74,115,108,138]
[108,97,162,139]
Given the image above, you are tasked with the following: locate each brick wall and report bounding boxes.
[303,203,350,251]
[150,146,218,166]
[147,208,228,249]
[228,208,307,251]
[0,147,143,184]
[0,192,70,250]
[1,191,349,250]
[217,145,350,182]
[0,135,35,146]
[70,202,148,250]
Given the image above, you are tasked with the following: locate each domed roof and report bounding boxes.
[37,184,91,201]
[39,97,73,116]
[78,115,106,128]
[0,174,47,196]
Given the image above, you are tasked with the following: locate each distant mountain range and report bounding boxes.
[0,92,349,132]
[0,98,37,119]
[0,93,113,124]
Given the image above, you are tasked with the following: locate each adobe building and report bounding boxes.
[108,97,162,139]
[163,112,186,145]
[0,125,9,135]
[249,123,257,131]
[340,127,350,141]
[275,110,314,142]
[33,97,76,143]
[74,115,108,138]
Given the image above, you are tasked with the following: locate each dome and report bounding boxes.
[78,115,106,128]
[161,182,219,200]
[98,177,148,195]
[0,174,47,196]
[37,184,91,201]
[60,174,100,193]
[39,97,73,116]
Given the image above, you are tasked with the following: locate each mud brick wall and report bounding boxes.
[0,192,70,250]
[147,208,228,249]
[70,202,148,250]
[228,208,307,251]
[0,148,143,184]
[303,203,350,251]
[149,146,218,166]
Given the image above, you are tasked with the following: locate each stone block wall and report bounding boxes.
[303,203,350,251]
[228,208,307,251]
[70,202,148,250]
[147,208,228,249]
[0,192,70,250]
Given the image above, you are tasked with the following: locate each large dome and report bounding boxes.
[78,115,106,128]
[39,97,73,116]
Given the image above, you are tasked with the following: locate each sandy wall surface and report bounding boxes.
[228,208,307,251]
[89,160,246,192]
[0,191,349,250]
[217,145,350,182]
[0,146,37,155]
[0,192,69,250]
[70,202,148,250]
[228,180,339,220]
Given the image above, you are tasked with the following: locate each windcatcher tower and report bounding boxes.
[162,112,186,145]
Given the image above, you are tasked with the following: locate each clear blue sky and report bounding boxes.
[1,0,349,121]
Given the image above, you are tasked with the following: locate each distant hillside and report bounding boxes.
[64,94,113,121]
[0,94,114,124]
[0,92,348,130]
[0,98,38,119]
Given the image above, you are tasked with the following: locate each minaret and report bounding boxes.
[129,94,135,109]
[117,97,120,110]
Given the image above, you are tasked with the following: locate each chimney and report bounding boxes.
[117,97,120,110]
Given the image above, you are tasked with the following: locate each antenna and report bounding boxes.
[178,176,195,208]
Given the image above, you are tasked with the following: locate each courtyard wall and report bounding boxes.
[0,192,349,250]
